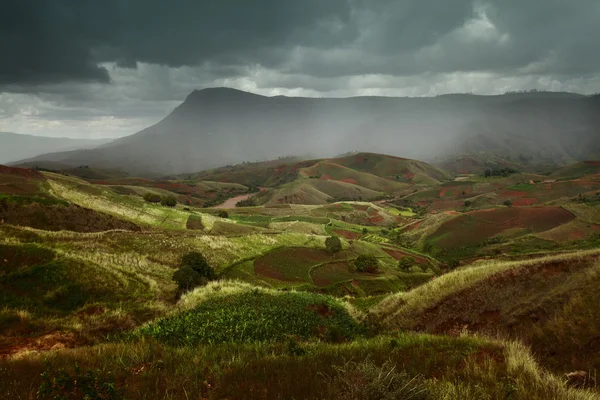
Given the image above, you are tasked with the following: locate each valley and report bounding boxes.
[1,151,600,399]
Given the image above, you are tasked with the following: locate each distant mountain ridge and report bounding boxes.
[14,88,600,176]
[0,132,111,164]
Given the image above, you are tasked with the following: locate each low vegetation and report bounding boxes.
[1,156,600,398]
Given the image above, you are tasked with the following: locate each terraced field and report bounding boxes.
[2,158,600,399]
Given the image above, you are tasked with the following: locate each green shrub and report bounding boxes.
[236,198,255,207]
[503,199,513,207]
[38,366,120,400]
[143,193,161,203]
[160,196,177,207]
[181,252,214,280]
[398,256,416,272]
[354,255,379,273]
[172,267,208,292]
[218,210,229,218]
[464,200,472,207]
[325,236,342,253]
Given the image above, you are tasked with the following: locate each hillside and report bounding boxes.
[2,161,600,398]
[0,132,110,164]
[374,250,600,374]
[15,89,600,176]
[186,152,444,206]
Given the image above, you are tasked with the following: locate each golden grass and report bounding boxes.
[373,249,600,329]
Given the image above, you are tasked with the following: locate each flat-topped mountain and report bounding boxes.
[15,88,600,176]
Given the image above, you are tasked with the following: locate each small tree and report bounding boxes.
[218,210,229,218]
[447,259,460,270]
[354,255,379,273]
[143,193,161,203]
[362,227,368,235]
[172,267,207,292]
[161,196,177,207]
[398,256,415,272]
[503,199,513,207]
[464,200,472,207]
[325,236,342,253]
[181,251,214,279]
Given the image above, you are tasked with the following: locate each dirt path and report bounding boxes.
[213,193,254,209]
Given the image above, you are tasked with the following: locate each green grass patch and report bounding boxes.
[0,194,69,207]
[136,289,360,345]
[507,183,535,192]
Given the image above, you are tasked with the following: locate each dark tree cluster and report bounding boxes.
[483,168,518,178]
[172,252,215,293]
[354,255,379,273]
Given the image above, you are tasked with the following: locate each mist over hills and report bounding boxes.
[15,88,600,176]
[0,132,111,164]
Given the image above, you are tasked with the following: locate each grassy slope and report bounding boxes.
[256,179,385,205]
[333,152,453,183]
[299,161,409,191]
[373,249,600,373]
[551,162,600,179]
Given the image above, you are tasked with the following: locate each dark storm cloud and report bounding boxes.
[0,0,354,86]
[1,0,599,88]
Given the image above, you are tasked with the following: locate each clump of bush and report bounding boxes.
[354,255,379,273]
[143,193,161,203]
[398,256,415,272]
[172,252,214,293]
[218,210,229,218]
[325,236,342,253]
[161,196,177,207]
[236,198,255,207]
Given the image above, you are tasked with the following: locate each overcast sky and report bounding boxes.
[1,0,599,139]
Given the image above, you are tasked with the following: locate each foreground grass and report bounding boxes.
[1,333,597,400]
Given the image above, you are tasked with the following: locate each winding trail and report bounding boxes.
[213,193,255,209]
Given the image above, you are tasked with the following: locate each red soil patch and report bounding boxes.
[352,204,370,211]
[332,229,361,240]
[429,200,464,211]
[404,172,415,180]
[0,166,44,180]
[439,188,449,197]
[500,190,527,197]
[584,161,600,167]
[405,221,423,231]
[417,201,429,207]
[445,211,461,215]
[569,231,585,240]
[311,261,362,287]
[340,178,358,185]
[320,175,333,180]
[369,216,384,224]
[0,182,39,195]
[512,198,539,207]
[383,248,428,264]
[307,304,334,317]
[432,207,575,249]
[254,247,331,282]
